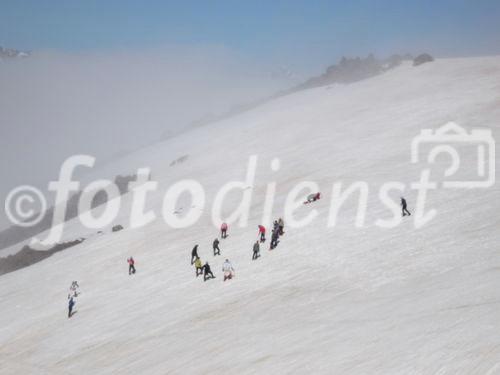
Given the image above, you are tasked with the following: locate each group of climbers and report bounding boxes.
[189,216,288,284]
[67,194,413,317]
[193,245,216,281]
[190,222,234,282]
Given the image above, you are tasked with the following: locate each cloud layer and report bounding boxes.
[0,45,297,229]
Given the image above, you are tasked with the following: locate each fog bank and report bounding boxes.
[0,45,298,228]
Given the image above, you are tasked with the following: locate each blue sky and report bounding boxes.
[2,0,500,68]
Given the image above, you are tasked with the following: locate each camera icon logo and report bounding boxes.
[411,122,495,188]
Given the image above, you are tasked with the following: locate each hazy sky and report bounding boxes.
[1,0,499,230]
[0,47,294,229]
[2,1,500,66]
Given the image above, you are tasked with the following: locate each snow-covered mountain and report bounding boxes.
[0,46,30,60]
[0,56,499,374]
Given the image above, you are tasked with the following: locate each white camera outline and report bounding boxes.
[411,122,495,188]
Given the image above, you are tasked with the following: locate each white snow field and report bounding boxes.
[1,57,500,374]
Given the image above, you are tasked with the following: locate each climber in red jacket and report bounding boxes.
[258,225,266,243]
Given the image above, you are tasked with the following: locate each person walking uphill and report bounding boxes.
[203,262,215,281]
[191,245,199,265]
[68,281,80,299]
[270,228,280,250]
[222,259,235,281]
[213,238,221,256]
[258,225,266,243]
[220,222,228,239]
[194,257,204,277]
[401,197,411,217]
[252,241,260,260]
[127,257,136,275]
[273,220,279,233]
[278,218,285,236]
[68,296,76,318]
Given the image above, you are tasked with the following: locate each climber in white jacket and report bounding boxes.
[222,259,234,282]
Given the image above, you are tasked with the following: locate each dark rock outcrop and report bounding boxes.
[289,54,413,92]
[170,155,189,166]
[0,46,30,60]
[0,238,85,276]
[112,225,124,232]
[413,53,434,66]
[0,173,138,252]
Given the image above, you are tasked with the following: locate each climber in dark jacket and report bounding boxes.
[68,297,76,318]
[191,245,199,265]
[401,197,411,217]
[252,241,260,260]
[270,229,280,250]
[203,262,215,281]
[213,238,221,256]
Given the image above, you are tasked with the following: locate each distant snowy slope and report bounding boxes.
[0,57,499,374]
[0,46,30,60]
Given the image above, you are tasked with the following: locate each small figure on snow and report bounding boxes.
[252,241,260,260]
[220,222,228,239]
[68,296,76,318]
[203,262,215,281]
[213,238,221,256]
[270,229,280,250]
[222,259,235,281]
[304,192,321,204]
[401,197,411,217]
[68,281,80,299]
[194,257,204,277]
[278,218,285,236]
[128,257,136,275]
[258,225,266,243]
[273,220,279,233]
[191,245,199,265]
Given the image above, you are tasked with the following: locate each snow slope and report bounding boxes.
[0,57,499,374]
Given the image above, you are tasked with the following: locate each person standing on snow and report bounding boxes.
[270,229,280,250]
[220,222,228,239]
[68,281,80,299]
[203,262,215,281]
[213,238,221,256]
[127,257,136,275]
[305,192,321,204]
[258,225,266,243]
[278,218,285,236]
[252,241,260,260]
[194,257,204,277]
[68,296,76,318]
[401,197,411,217]
[191,245,199,265]
[222,259,235,281]
[273,220,279,233]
